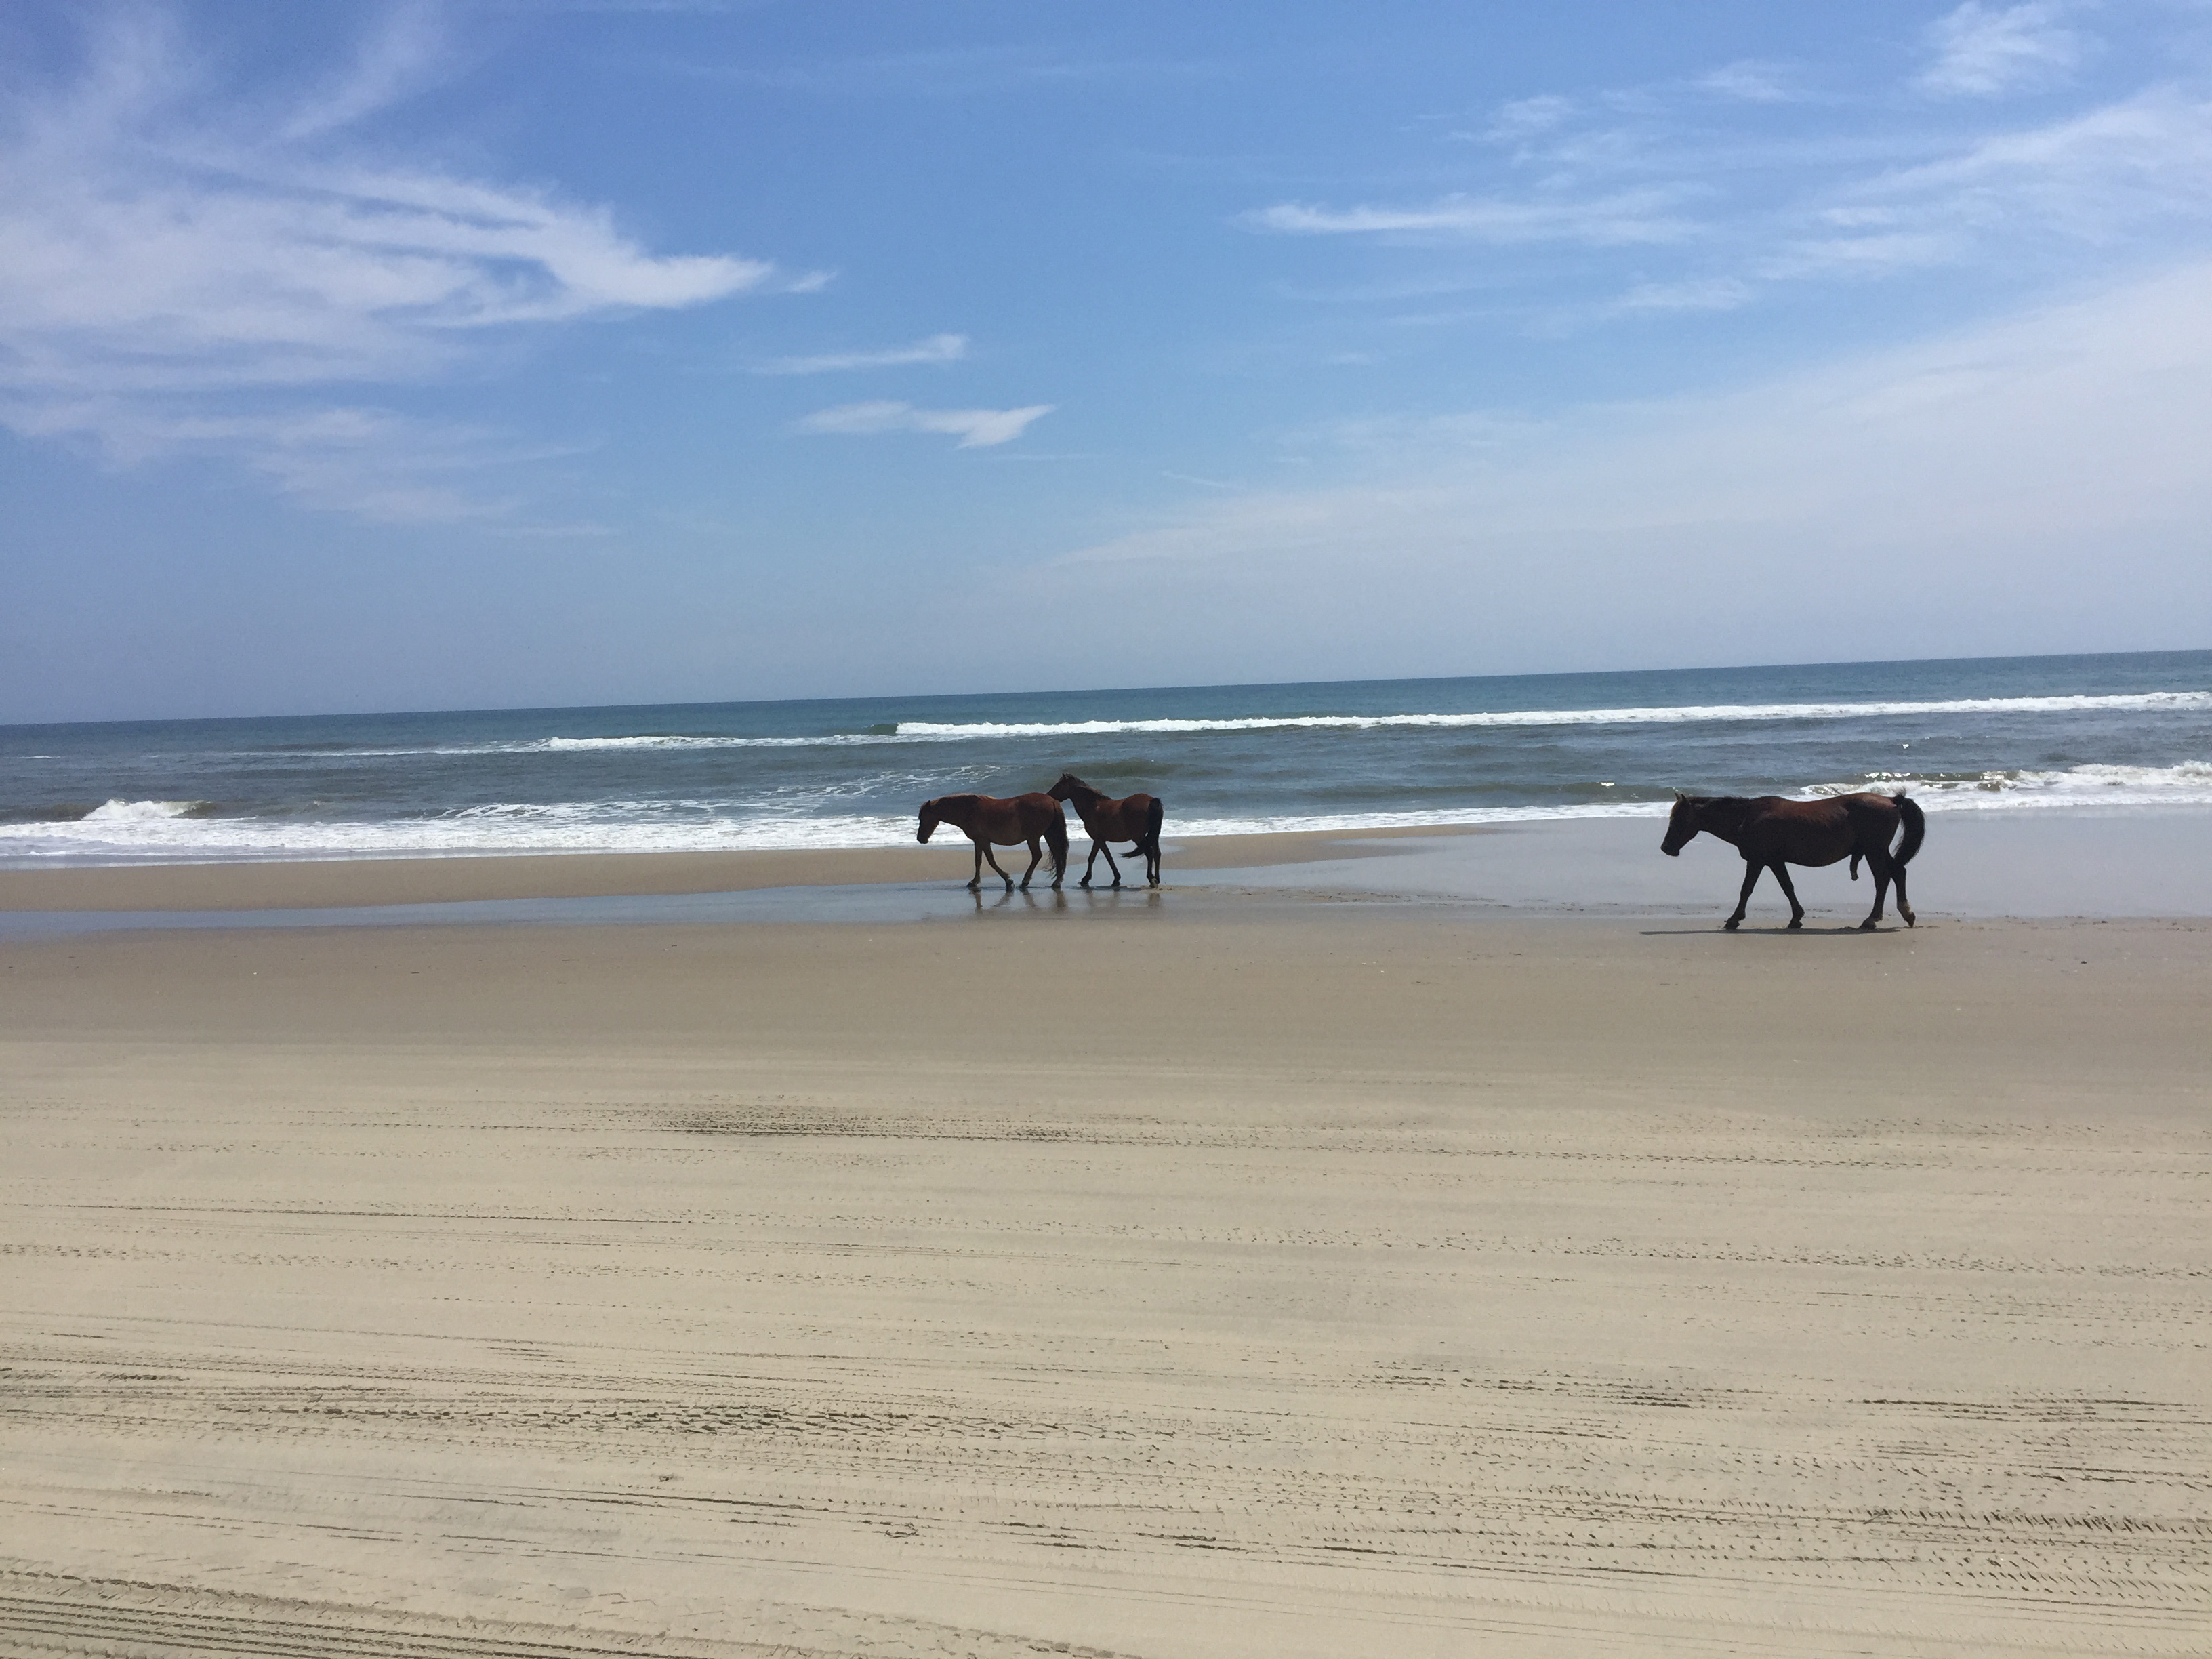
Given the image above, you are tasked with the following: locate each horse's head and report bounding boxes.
[1661,792,1700,857]
[917,799,941,844]
[1046,772,1083,802]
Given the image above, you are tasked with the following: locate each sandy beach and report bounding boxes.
[3,819,2209,1657]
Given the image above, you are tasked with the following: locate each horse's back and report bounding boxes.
[979,791,1065,844]
[1742,793,1898,864]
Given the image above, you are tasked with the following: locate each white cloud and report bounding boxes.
[0,11,779,518]
[796,400,1053,447]
[1920,2,2087,99]
[1245,189,1698,246]
[754,333,970,374]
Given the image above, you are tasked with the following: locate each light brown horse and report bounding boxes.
[1046,773,1164,888]
[1662,790,1924,931]
[918,793,1068,891]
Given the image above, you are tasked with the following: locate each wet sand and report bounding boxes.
[2,825,2209,1656]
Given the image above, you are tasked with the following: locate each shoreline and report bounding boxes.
[0,823,1486,912]
[3,806,2209,919]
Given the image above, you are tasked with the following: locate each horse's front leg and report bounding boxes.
[1770,862,1805,929]
[1018,838,1042,890]
[1724,858,1762,930]
[981,843,1015,889]
[1080,840,1101,887]
[1097,840,1122,889]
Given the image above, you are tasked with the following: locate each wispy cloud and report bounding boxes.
[796,400,1053,447]
[754,333,969,375]
[1854,87,2212,230]
[0,9,780,520]
[1259,41,2212,337]
[1014,264,2212,672]
[1600,276,1757,316]
[1920,2,2088,99]
[1245,188,1698,246]
[1698,60,1804,105]
[278,2,451,141]
[1482,94,1576,146]
[647,43,1212,99]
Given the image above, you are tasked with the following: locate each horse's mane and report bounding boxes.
[1683,794,1755,828]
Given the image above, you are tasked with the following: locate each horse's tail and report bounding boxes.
[1046,808,1069,867]
[1893,792,1925,866]
[1145,796,1164,851]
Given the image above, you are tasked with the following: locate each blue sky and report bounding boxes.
[4,1,2211,721]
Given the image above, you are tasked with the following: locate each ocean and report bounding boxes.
[2,651,2207,866]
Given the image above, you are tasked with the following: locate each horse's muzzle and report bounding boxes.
[1664,846,1680,857]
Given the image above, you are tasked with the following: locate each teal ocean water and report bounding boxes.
[2,651,2207,865]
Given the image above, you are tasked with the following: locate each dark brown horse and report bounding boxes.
[1046,773,1164,888]
[918,793,1068,891]
[1662,791,1925,931]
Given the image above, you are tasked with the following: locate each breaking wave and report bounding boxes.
[83,798,215,821]
[1,762,2207,865]
[233,689,2212,760]
[891,691,2212,741]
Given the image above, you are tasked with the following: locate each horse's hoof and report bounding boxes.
[1723,919,1740,931]
[1787,918,1803,930]
[1902,910,1916,927]
[1859,919,1878,931]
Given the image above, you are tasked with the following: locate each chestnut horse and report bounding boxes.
[918,793,1068,891]
[1662,790,1925,931]
[1047,773,1164,888]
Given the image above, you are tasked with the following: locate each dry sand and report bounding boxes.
[2,831,2209,1656]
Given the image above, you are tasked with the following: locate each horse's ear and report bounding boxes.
[1672,790,1685,802]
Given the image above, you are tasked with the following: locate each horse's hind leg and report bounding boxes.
[1725,859,1762,930]
[1891,860,1914,928]
[968,842,983,891]
[1017,839,1042,890]
[1860,850,1893,930]
[1770,863,1805,929]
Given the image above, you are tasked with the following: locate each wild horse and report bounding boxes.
[1662,791,1925,931]
[918,793,1069,891]
[1047,773,1164,888]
